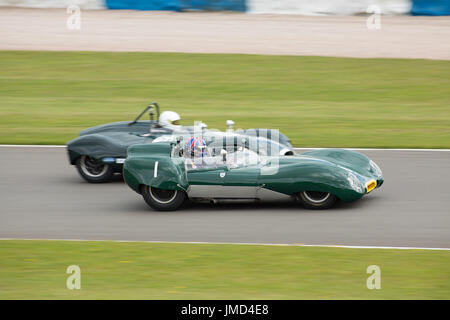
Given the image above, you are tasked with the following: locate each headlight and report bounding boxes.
[347,172,364,193]
[369,160,382,178]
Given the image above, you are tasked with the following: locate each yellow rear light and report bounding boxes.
[366,180,377,193]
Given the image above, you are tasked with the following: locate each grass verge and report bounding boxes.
[0,51,449,147]
[0,240,449,299]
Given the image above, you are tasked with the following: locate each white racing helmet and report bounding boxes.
[159,111,181,128]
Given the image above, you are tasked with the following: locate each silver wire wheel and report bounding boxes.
[79,155,108,177]
[149,187,178,204]
[302,191,331,203]
[76,155,114,183]
[298,191,337,209]
[142,185,187,211]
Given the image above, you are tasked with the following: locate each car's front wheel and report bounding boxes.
[297,191,337,209]
[141,185,187,211]
[75,155,114,183]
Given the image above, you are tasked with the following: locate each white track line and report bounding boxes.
[0,238,449,251]
[1,144,450,151]
[2,145,447,250]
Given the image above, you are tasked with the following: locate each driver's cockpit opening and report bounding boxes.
[182,144,261,172]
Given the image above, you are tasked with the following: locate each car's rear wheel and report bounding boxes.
[297,191,337,209]
[141,185,187,211]
[76,155,114,183]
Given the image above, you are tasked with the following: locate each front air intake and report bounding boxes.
[365,180,377,193]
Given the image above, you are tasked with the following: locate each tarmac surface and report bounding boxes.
[1,146,449,248]
[1,8,449,59]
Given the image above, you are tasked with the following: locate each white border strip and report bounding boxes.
[1,238,449,251]
[295,147,450,152]
[1,145,450,152]
[0,145,66,148]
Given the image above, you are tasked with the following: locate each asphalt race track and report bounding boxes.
[0,147,449,248]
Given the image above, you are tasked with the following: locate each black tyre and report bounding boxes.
[75,155,114,183]
[297,191,337,209]
[141,185,187,211]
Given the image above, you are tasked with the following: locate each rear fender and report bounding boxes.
[236,128,293,148]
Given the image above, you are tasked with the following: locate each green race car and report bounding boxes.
[123,139,384,211]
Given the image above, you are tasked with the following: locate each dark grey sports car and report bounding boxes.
[67,102,294,183]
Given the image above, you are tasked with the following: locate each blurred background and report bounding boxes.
[1,0,449,14]
[0,0,449,300]
[0,0,449,147]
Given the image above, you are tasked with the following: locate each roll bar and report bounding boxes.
[129,102,161,126]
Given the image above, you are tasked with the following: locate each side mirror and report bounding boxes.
[226,120,235,132]
[220,149,227,162]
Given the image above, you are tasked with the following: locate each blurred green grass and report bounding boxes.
[0,51,449,147]
[0,240,449,299]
